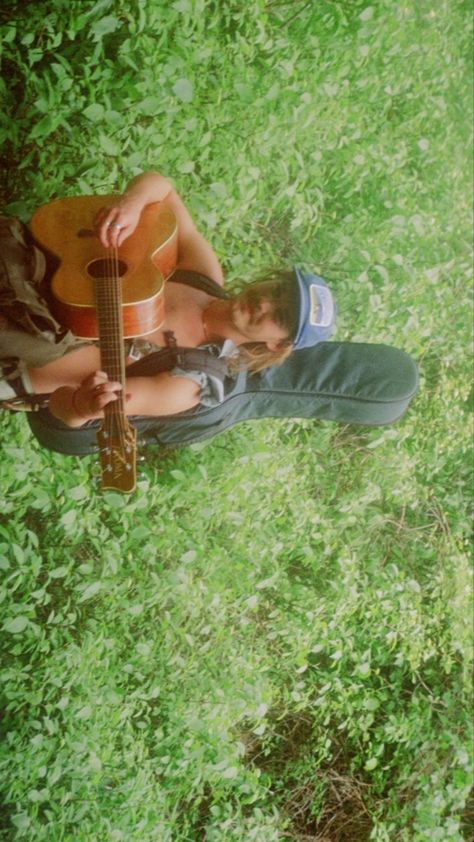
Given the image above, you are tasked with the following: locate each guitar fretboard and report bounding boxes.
[94,269,126,433]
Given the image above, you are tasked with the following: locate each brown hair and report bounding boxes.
[231,269,299,373]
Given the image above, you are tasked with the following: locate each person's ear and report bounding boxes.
[265,339,291,352]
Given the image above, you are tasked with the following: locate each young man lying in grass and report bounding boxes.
[0,171,335,425]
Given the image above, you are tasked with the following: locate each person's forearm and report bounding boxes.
[122,172,173,210]
[48,386,89,428]
[48,372,200,426]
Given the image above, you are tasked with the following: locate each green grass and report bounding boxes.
[0,1,473,840]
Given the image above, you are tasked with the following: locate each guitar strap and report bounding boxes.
[168,268,231,300]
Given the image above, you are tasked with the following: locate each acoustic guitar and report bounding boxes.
[30,195,178,493]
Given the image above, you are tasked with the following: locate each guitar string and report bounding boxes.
[103,247,114,448]
[114,243,129,443]
[101,243,127,450]
[110,243,126,441]
[112,242,127,440]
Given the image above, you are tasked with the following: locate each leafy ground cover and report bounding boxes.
[0,1,472,840]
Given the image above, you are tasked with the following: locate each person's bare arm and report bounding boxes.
[96,171,224,285]
[48,369,201,428]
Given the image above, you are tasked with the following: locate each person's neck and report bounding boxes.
[202,299,245,345]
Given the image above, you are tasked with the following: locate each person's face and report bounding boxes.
[231,283,290,349]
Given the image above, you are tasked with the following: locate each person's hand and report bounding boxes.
[49,371,125,427]
[94,200,142,249]
[72,370,124,418]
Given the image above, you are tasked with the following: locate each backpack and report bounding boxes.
[0,213,87,402]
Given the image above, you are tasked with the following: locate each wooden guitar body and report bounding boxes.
[30,194,177,338]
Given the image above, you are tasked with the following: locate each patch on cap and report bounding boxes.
[310,283,334,328]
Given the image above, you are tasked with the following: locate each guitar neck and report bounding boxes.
[94,263,137,493]
[94,272,127,417]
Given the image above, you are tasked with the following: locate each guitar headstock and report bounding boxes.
[97,423,137,493]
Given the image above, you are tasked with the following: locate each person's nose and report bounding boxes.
[257,300,272,317]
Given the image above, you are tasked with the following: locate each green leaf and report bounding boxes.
[85,0,114,16]
[49,566,69,579]
[172,78,193,103]
[28,113,61,141]
[234,83,253,103]
[91,15,121,41]
[178,160,195,174]
[103,491,128,507]
[4,616,29,634]
[68,485,88,501]
[4,25,17,44]
[76,704,92,720]
[266,83,280,101]
[78,582,103,603]
[98,134,121,156]
[11,814,30,830]
[83,104,105,122]
[210,182,228,199]
[137,96,163,116]
[363,697,381,712]
[129,526,150,541]
[60,510,77,528]
[88,752,102,772]
[170,470,186,481]
[222,766,239,779]
[12,544,25,564]
[172,0,191,11]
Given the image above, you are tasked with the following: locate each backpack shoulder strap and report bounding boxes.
[168,269,231,300]
[126,346,230,381]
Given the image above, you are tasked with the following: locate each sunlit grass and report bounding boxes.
[0,0,472,840]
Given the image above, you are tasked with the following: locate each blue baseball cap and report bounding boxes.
[292,267,336,350]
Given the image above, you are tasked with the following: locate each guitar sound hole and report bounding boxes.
[87,258,127,279]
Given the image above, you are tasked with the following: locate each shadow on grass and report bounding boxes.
[461,786,474,842]
[239,712,375,842]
